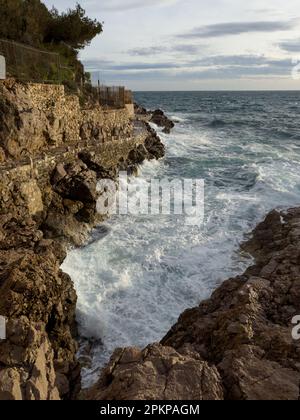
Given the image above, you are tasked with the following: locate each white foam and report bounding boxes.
[62,106,300,388]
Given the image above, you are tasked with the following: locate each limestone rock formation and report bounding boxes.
[0,317,60,400]
[0,81,167,400]
[87,208,300,401]
[84,344,224,400]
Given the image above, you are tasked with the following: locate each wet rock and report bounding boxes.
[150,109,175,134]
[87,208,300,400]
[144,127,165,160]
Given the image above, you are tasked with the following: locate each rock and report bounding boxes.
[127,144,149,165]
[0,246,79,399]
[88,208,300,400]
[134,103,148,116]
[78,151,117,180]
[52,162,97,204]
[0,80,169,402]
[0,318,60,400]
[0,146,5,163]
[84,344,224,401]
[144,126,165,159]
[52,163,67,185]
[150,109,175,134]
[20,181,44,216]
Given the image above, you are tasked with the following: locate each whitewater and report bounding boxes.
[62,91,300,386]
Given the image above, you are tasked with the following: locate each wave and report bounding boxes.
[62,91,300,388]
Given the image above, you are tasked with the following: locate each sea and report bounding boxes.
[61,91,300,386]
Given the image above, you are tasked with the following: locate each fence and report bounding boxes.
[0,39,67,83]
[0,39,134,108]
[97,85,133,108]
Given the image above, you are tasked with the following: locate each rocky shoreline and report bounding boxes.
[0,81,168,400]
[85,208,300,401]
[1,82,299,401]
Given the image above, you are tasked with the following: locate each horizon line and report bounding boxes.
[133,89,300,92]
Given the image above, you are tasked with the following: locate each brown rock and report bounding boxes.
[0,318,60,400]
[85,344,224,401]
[150,109,175,134]
[88,208,300,401]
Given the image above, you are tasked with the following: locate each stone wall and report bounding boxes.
[0,80,133,162]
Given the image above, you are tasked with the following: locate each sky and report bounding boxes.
[44,0,300,91]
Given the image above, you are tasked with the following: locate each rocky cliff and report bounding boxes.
[86,208,300,401]
[0,80,166,400]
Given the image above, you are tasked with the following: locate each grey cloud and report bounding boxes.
[83,59,181,71]
[178,20,295,39]
[128,44,204,56]
[45,0,180,12]
[98,0,179,11]
[84,55,292,81]
[129,46,168,56]
[279,39,300,53]
[93,64,290,84]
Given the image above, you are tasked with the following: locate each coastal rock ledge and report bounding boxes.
[85,208,300,401]
[0,80,166,400]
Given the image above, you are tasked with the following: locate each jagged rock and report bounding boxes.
[88,208,300,401]
[144,127,165,160]
[84,344,224,401]
[52,164,98,204]
[127,144,149,165]
[150,109,175,134]
[0,80,168,402]
[52,163,67,185]
[78,151,117,180]
[0,317,60,400]
[134,103,148,116]
[0,245,79,399]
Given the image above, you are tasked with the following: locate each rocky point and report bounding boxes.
[85,208,300,401]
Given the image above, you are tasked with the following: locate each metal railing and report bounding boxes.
[96,85,133,108]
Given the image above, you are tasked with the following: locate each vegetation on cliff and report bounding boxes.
[0,0,102,86]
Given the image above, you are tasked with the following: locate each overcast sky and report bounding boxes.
[44,0,300,90]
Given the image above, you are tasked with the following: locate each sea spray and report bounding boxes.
[62,91,300,387]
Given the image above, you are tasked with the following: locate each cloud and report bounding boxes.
[84,55,293,81]
[129,46,168,56]
[83,59,181,71]
[91,63,291,85]
[279,39,300,53]
[128,44,203,56]
[178,20,296,39]
[98,0,179,11]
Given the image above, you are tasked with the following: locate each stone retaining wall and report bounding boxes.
[0,80,134,162]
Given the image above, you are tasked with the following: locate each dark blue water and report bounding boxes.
[63,91,300,386]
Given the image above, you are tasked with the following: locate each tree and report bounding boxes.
[0,1,103,51]
[0,1,103,88]
[45,4,103,51]
[0,0,51,46]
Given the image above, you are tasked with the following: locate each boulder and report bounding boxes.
[0,317,60,400]
[84,344,224,401]
[150,109,175,134]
